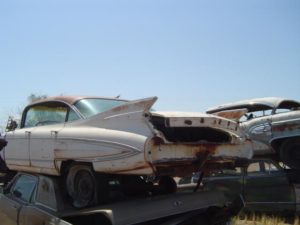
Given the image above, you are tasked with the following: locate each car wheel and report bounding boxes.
[66,164,108,208]
[280,138,300,169]
[158,176,177,194]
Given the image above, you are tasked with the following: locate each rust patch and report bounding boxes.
[111,104,130,113]
[216,110,245,120]
[151,137,164,145]
[212,108,248,121]
[148,139,251,177]
[272,123,300,132]
[110,97,156,113]
[112,161,152,174]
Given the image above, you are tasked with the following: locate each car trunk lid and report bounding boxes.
[149,111,241,144]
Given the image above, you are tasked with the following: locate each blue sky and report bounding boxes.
[0,0,299,131]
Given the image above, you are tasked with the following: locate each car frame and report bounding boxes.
[207,97,300,169]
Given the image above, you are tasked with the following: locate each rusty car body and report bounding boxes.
[207,97,300,169]
[3,96,252,207]
[0,172,243,225]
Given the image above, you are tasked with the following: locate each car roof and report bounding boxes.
[207,97,300,113]
[28,95,128,106]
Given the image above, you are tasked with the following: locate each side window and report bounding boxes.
[11,175,37,203]
[247,161,281,177]
[36,176,57,210]
[247,162,265,177]
[240,109,272,122]
[264,162,280,174]
[276,101,300,114]
[23,102,69,128]
[67,109,80,122]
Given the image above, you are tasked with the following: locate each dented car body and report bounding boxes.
[207,97,300,169]
[3,96,252,177]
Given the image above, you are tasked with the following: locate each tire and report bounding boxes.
[280,138,300,169]
[158,176,177,194]
[66,164,108,208]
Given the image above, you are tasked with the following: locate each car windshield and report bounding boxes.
[74,98,127,118]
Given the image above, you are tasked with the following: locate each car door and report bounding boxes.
[0,191,21,225]
[19,175,73,225]
[19,201,70,225]
[244,160,295,212]
[4,126,35,168]
[0,174,37,225]
[203,168,243,201]
[246,116,272,148]
[23,102,69,173]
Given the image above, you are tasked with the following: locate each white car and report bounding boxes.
[207,97,300,169]
[3,96,252,208]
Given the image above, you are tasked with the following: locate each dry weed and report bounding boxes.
[231,213,300,225]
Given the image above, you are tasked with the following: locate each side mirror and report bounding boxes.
[5,117,18,132]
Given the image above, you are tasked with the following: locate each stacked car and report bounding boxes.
[2,95,298,222]
[0,95,253,209]
[207,97,300,169]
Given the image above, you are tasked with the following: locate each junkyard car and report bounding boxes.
[207,97,300,169]
[3,96,252,208]
[202,159,300,214]
[0,172,242,225]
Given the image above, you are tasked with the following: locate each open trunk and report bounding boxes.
[149,112,241,144]
[146,111,253,176]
